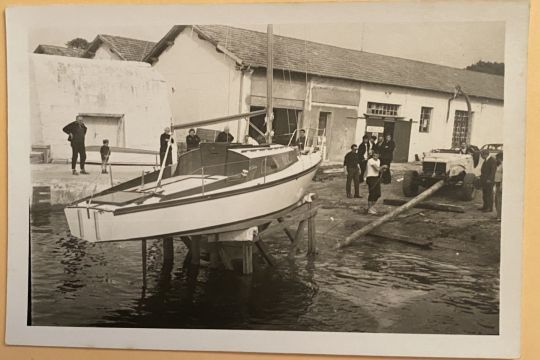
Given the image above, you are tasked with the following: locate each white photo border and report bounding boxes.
[6,1,529,358]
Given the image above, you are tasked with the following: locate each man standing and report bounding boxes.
[296,129,307,151]
[479,149,497,212]
[62,115,88,175]
[215,125,234,143]
[357,135,371,183]
[343,144,361,198]
[379,134,396,168]
[365,151,387,214]
[160,127,175,166]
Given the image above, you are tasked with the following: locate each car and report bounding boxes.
[481,143,503,154]
[402,149,480,201]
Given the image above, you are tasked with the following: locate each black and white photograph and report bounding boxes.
[6,1,528,358]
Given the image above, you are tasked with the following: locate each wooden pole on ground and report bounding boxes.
[382,198,465,213]
[336,180,445,249]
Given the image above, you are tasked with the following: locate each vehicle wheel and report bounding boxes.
[460,173,476,201]
[402,170,419,197]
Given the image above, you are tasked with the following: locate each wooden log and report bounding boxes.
[255,235,276,266]
[277,217,296,242]
[191,235,201,266]
[218,246,234,271]
[208,235,220,269]
[383,198,464,213]
[162,237,174,263]
[141,239,147,290]
[242,242,253,275]
[289,219,306,258]
[368,229,433,248]
[307,204,317,256]
[337,180,445,248]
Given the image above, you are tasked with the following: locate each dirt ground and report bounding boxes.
[310,162,501,267]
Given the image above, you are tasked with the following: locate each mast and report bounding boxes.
[266,24,274,144]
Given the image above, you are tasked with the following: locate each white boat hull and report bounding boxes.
[64,155,320,242]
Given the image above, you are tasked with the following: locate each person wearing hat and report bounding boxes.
[479,149,498,212]
[159,127,174,166]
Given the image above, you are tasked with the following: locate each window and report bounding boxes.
[419,107,432,133]
[367,102,400,116]
[452,110,473,147]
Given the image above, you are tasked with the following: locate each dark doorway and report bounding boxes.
[249,106,300,145]
[365,117,411,162]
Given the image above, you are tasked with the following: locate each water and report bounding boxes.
[29,210,499,334]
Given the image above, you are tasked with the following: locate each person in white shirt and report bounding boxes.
[365,151,388,214]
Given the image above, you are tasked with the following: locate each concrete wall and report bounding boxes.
[152,30,251,142]
[30,54,173,160]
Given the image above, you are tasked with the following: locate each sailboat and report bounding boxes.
[64,25,322,242]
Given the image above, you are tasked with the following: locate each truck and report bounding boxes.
[402,148,480,201]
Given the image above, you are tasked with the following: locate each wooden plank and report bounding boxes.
[242,243,253,275]
[218,246,234,271]
[337,180,445,248]
[368,229,433,248]
[191,235,201,266]
[255,236,276,266]
[289,219,306,258]
[383,198,465,213]
[208,235,220,269]
[277,217,296,243]
[307,213,317,256]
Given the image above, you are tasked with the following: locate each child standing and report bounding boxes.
[365,151,387,214]
[100,139,111,174]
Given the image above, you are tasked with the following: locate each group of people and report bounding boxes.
[343,134,396,214]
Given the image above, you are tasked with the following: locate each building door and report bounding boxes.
[81,115,124,147]
[452,110,472,147]
[393,120,412,162]
[321,108,357,162]
[365,117,411,162]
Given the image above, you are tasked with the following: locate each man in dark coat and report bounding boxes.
[479,149,498,212]
[343,144,361,198]
[62,115,88,175]
[379,134,396,168]
[160,127,174,166]
[186,128,200,151]
[296,129,307,151]
[215,125,234,143]
[357,135,372,183]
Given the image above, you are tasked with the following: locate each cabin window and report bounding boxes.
[419,107,432,133]
[366,102,400,116]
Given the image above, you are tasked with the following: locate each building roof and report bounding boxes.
[33,44,85,58]
[84,34,156,62]
[145,25,504,101]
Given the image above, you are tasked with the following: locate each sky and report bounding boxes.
[29,22,505,69]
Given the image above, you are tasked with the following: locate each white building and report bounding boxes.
[144,25,504,162]
[30,54,173,162]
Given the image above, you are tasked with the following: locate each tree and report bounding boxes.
[465,60,504,76]
[65,38,90,50]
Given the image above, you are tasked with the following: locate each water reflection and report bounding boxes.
[30,210,499,334]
